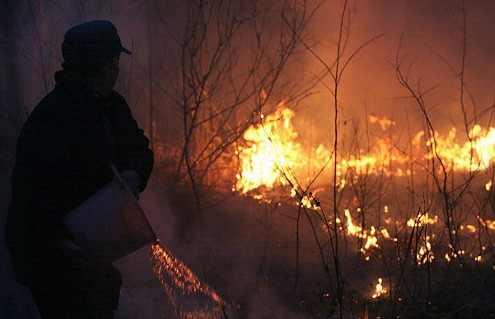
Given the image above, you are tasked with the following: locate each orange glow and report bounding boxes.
[345,209,362,236]
[486,180,493,191]
[235,104,304,194]
[406,213,439,228]
[235,107,495,199]
[420,125,495,172]
[369,115,396,131]
[232,105,495,267]
[344,209,389,255]
[371,277,387,299]
[416,235,434,265]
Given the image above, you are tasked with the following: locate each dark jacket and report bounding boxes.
[6,70,154,285]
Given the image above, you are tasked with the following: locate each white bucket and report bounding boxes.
[63,179,156,263]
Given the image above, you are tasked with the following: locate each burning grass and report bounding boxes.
[227,104,495,317]
[153,103,495,318]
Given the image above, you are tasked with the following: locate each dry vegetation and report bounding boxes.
[2,0,495,318]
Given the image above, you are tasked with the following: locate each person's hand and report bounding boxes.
[119,169,141,197]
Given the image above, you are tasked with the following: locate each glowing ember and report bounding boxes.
[416,235,434,265]
[150,243,230,318]
[486,180,493,191]
[344,209,388,255]
[406,213,439,228]
[345,209,362,236]
[371,277,387,299]
[363,226,379,250]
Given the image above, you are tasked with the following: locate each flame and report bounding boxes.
[345,209,362,236]
[371,277,387,299]
[235,105,304,194]
[406,213,439,228]
[478,217,495,230]
[344,209,390,255]
[369,115,396,131]
[421,125,495,172]
[337,136,410,177]
[234,106,495,200]
[416,235,434,265]
[363,226,379,250]
[232,105,495,269]
[486,180,493,191]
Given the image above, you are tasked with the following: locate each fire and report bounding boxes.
[369,115,396,131]
[418,125,495,172]
[416,235,434,265]
[345,209,362,236]
[486,180,493,191]
[478,217,495,230]
[363,226,379,250]
[371,277,387,299]
[406,212,439,228]
[344,209,391,255]
[233,105,495,269]
[235,105,304,194]
[234,105,495,201]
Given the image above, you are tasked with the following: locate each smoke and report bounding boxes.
[3,0,495,318]
[4,0,495,146]
[112,182,327,318]
[292,0,495,144]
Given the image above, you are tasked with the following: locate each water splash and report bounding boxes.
[150,242,232,319]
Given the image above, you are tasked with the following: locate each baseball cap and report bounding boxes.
[62,20,131,72]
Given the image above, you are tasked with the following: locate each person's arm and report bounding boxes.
[110,94,154,192]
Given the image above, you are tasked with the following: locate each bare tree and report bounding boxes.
[153,0,316,217]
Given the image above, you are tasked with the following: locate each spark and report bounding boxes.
[150,243,231,319]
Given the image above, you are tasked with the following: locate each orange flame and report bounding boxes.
[233,105,495,267]
[371,277,387,299]
[235,106,495,197]
[416,125,495,172]
[235,105,304,194]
